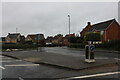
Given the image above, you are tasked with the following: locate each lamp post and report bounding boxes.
[68,14,70,35]
[68,14,70,47]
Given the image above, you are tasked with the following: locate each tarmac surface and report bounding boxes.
[2,49,118,70]
[1,47,120,79]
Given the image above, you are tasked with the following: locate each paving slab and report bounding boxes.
[2,51,118,70]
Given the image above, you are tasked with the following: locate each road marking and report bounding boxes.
[0,60,22,62]
[62,71,120,80]
[18,77,24,80]
[21,51,29,52]
[81,55,85,56]
[1,58,12,59]
[0,66,5,69]
[114,58,120,60]
[95,57,108,59]
[5,64,39,67]
[0,56,4,58]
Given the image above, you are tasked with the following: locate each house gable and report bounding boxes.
[26,35,36,42]
[87,19,115,32]
[80,19,120,42]
[26,34,45,43]
[6,33,21,43]
[103,20,120,41]
[80,22,91,36]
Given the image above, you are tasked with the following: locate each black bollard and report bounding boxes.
[85,44,95,63]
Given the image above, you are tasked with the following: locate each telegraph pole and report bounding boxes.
[16,28,18,33]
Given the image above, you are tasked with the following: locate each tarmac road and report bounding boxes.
[44,47,119,59]
[1,47,120,79]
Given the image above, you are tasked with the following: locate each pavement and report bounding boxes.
[2,50,118,70]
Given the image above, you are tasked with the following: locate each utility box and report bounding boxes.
[85,45,95,63]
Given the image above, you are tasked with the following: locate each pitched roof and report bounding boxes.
[0,37,6,41]
[87,19,115,32]
[20,35,25,39]
[36,34,45,40]
[7,33,21,39]
[27,34,36,40]
[65,33,75,38]
[27,34,45,40]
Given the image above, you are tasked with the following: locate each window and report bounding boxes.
[100,31,104,35]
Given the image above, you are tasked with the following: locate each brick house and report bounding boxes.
[6,33,25,44]
[6,33,21,43]
[62,33,75,46]
[45,36,54,45]
[26,34,45,46]
[19,35,25,44]
[0,37,6,44]
[25,34,36,43]
[52,34,63,45]
[80,19,120,42]
[35,34,45,46]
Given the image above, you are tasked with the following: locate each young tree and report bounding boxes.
[84,32,101,44]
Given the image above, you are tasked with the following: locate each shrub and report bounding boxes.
[84,32,101,43]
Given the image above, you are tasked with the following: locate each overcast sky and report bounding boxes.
[2,2,118,38]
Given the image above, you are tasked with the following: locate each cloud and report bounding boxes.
[2,2,118,38]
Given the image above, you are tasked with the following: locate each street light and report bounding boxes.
[68,14,70,35]
[68,14,70,47]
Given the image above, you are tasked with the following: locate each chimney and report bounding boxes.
[87,22,91,25]
[73,33,75,36]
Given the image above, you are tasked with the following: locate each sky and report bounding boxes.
[2,2,118,38]
[118,1,120,23]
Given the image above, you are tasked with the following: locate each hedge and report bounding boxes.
[69,40,120,51]
[95,40,120,51]
[2,43,37,50]
[69,43,85,48]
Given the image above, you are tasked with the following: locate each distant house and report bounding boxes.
[35,34,45,46]
[62,33,75,46]
[26,34,45,45]
[0,37,6,44]
[6,33,21,43]
[25,34,36,43]
[52,34,63,45]
[20,35,25,44]
[5,33,25,44]
[45,36,54,45]
[80,19,120,42]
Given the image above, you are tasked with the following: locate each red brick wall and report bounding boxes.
[102,21,120,42]
[119,26,120,39]
[80,25,91,37]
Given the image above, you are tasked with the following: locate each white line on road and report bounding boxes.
[0,66,5,69]
[5,64,39,67]
[95,57,108,59]
[0,60,22,62]
[62,71,120,80]
[18,77,24,80]
[0,56,5,58]
[81,55,85,56]
[1,58,12,59]
[114,58,120,60]
[20,51,29,52]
